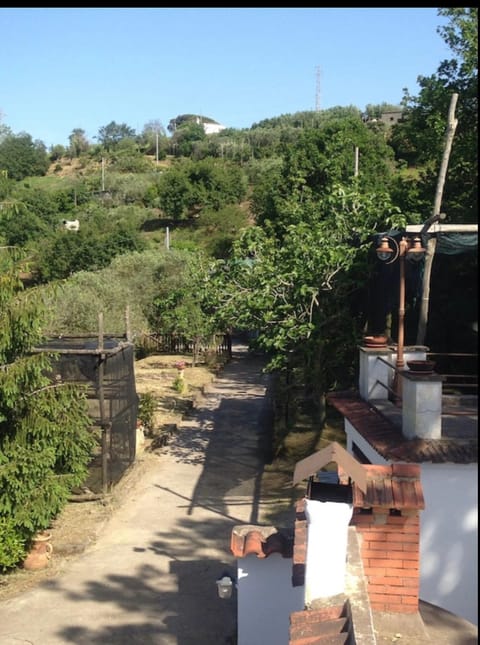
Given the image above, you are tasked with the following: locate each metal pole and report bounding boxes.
[394,239,407,401]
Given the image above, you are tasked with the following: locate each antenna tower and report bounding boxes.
[315,66,321,112]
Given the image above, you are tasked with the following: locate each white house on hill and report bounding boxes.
[203,121,226,135]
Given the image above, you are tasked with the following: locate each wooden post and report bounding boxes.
[101,424,110,494]
[97,313,108,492]
[125,305,131,341]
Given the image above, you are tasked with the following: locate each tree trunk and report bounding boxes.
[416,93,458,346]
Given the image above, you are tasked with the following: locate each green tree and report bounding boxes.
[390,8,477,223]
[438,7,478,75]
[0,202,48,247]
[196,204,250,258]
[97,121,136,150]
[171,122,206,157]
[41,249,171,336]
[155,158,248,220]
[149,252,218,363]
[0,118,12,143]
[139,120,168,159]
[0,133,49,181]
[109,139,152,173]
[49,144,67,162]
[167,114,219,134]
[252,119,395,231]
[0,249,94,570]
[0,169,14,201]
[208,182,406,424]
[37,225,146,282]
[156,165,195,219]
[68,128,90,158]
[10,185,61,227]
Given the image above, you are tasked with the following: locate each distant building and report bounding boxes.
[202,121,226,135]
[362,110,404,126]
[379,110,403,126]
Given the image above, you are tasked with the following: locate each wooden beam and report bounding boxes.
[406,224,478,233]
[293,441,367,492]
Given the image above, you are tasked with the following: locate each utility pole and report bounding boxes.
[315,66,322,112]
[101,158,105,192]
[155,131,159,166]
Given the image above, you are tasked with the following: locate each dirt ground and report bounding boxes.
[0,354,220,601]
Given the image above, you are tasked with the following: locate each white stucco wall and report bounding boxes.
[304,499,353,603]
[346,422,478,626]
[237,554,304,645]
[419,463,478,625]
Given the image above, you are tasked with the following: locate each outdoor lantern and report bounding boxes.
[376,236,395,262]
[406,236,426,262]
[216,574,233,599]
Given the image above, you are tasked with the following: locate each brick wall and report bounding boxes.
[351,508,420,613]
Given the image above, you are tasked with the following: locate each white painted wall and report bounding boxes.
[402,377,442,439]
[358,346,427,403]
[420,463,478,625]
[359,348,391,400]
[345,420,389,465]
[346,422,478,626]
[305,499,353,603]
[237,553,304,645]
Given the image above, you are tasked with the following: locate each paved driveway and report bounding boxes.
[0,344,271,645]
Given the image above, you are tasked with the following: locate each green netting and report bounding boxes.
[433,232,478,255]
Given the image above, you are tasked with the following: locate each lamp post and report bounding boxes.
[376,235,426,400]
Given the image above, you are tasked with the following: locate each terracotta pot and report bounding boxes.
[23,531,53,571]
[363,335,388,348]
[407,360,436,374]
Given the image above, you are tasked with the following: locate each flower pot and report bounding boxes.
[363,335,388,348]
[23,531,53,571]
[407,360,436,374]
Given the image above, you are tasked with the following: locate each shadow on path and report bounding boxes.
[0,342,274,645]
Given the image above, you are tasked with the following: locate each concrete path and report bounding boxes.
[0,343,271,645]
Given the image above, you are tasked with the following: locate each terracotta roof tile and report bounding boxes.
[327,390,477,464]
[230,524,293,559]
[352,463,424,510]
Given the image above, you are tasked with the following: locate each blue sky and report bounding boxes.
[1,7,451,149]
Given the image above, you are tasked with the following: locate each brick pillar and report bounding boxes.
[349,464,423,614]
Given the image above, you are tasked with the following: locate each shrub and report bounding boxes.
[173,376,186,394]
[0,518,27,573]
[138,391,157,432]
